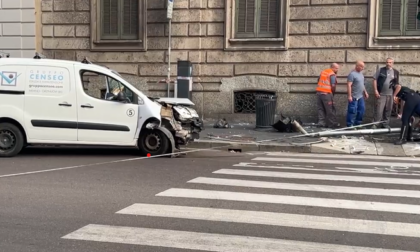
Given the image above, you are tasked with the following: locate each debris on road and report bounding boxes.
[213,118,231,129]
[206,133,256,142]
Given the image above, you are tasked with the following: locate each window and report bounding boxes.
[236,0,279,38]
[367,0,420,49]
[80,70,137,104]
[90,0,147,51]
[100,0,139,40]
[379,0,420,36]
[225,0,288,50]
[234,90,276,113]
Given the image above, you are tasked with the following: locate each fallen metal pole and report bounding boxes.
[291,120,388,139]
[291,120,308,134]
[311,127,400,137]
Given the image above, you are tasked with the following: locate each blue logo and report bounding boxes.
[29,73,64,81]
[0,71,21,86]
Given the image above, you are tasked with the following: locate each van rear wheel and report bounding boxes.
[138,129,170,157]
[0,123,24,157]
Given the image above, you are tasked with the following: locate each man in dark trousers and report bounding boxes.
[372,57,400,128]
[316,63,340,128]
[391,82,420,145]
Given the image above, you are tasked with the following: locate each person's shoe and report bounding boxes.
[395,126,408,145]
[407,125,414,142]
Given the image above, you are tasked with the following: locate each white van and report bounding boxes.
[0,55,203,157]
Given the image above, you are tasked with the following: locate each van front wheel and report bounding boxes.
[138,129,170,157]
[0,123,24,157]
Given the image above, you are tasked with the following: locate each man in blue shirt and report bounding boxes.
[346,61,369,127]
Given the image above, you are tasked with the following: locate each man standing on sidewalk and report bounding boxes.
[372,57,400,128]
[316,63,340,128]
[346,61,369,127]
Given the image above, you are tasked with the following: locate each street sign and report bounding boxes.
[167,0,173,19]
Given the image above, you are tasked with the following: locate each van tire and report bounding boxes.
[138,129,170,157]
[0,123,24,157]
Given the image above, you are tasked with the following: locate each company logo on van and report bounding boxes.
[29,70,64,81]
[0,71,21,86]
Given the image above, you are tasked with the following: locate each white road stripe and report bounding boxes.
[252,157,420,168]
[265,152,420,162]
[62,224,411,252]
[188,177,420,198]
[156,188,420,215]
[116,203,420,238]
[233,163,420,176]
[214,169,420,186]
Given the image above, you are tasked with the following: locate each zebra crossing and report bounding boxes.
[62,152,420,252]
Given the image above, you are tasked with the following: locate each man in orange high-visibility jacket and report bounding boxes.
[316,63,340,128]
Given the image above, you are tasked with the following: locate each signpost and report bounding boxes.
[167,0,174,97]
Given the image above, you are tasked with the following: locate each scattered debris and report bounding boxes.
[290,138,327,146]
[213,118,231,128]
[350,145,366,154]
[206,133,256,142]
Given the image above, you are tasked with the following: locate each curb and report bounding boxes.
[187,140,420,157]
[187,140,311,153]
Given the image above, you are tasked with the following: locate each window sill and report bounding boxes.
[368,36,420,49]
[93,39,143,44]
[225,38,287,51]
[90,39,147,52]
[229,38,284,43]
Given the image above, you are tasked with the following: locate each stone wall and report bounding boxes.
[37,0,420,123]
[0,0,36,58]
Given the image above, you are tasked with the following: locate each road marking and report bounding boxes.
[156,188,420,215]
[252,157,420,168]
[264,152,420,162]
[233,163,420,176]
[214,169,420,186]
[187,177,420,198]
[62,224,411,252]
[0,147,228,179]
[116,203,420,238]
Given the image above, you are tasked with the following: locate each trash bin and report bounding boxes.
[255,94,277,128]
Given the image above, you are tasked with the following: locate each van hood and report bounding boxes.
[155,98,195,106]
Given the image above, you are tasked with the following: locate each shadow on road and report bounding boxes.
[19,146,141,157]
[17,146,247,159]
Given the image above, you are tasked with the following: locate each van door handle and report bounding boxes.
[81,104,94,108]
[59,102,72,107]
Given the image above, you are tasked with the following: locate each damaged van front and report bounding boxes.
[147,97,204,151]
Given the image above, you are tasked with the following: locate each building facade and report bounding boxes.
[0,0,36,58]
[35,0,420,123]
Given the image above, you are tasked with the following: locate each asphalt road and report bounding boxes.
[0,147,420,252]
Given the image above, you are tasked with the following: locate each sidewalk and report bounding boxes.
[188,121,420,157]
